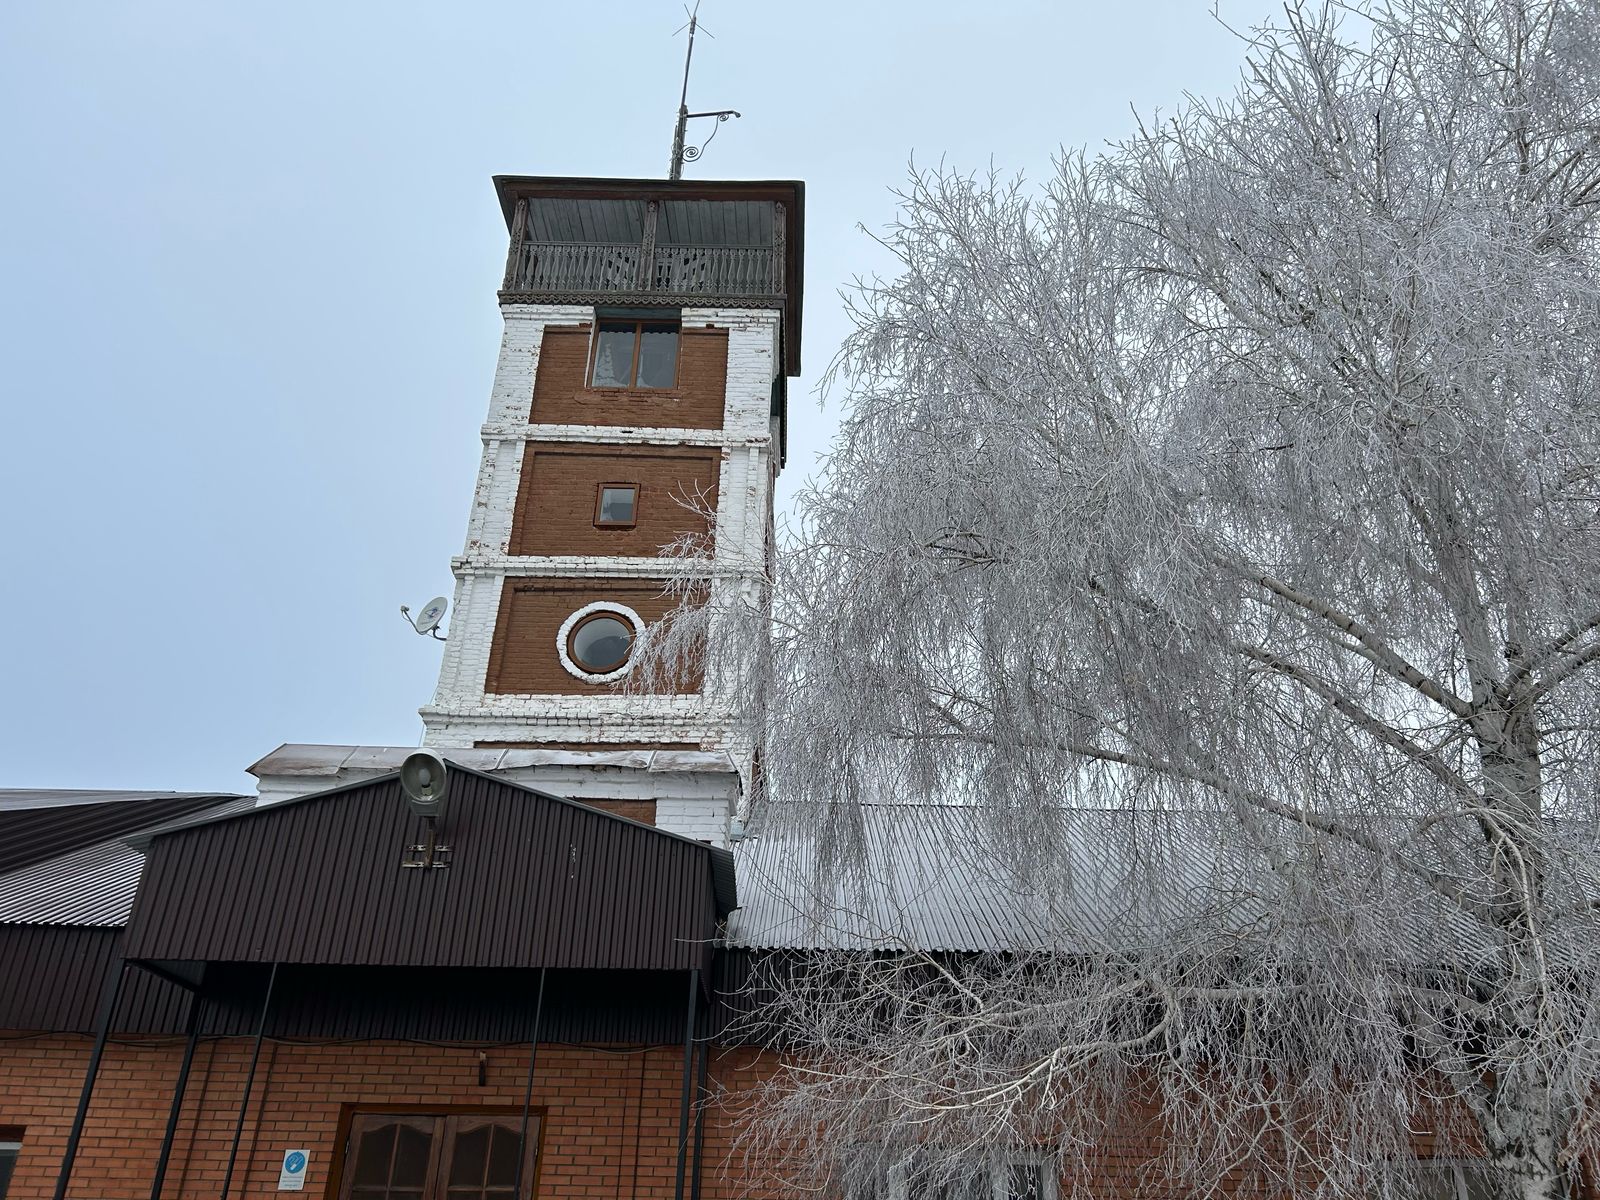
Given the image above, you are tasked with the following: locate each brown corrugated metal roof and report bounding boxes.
[124,768,735,971]
[0,789,242,876]
[0,925,191,1033]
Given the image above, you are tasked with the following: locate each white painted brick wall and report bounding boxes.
[421,301,783,841]
[655,796,734,844]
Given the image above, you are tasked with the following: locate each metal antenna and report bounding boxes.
[668,3,739,180]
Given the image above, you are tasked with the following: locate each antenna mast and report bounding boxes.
[668,4,739,181]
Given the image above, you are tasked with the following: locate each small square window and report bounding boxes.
[595,484,639,528]
[589,320,679,389]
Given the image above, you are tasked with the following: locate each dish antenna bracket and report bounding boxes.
[401,596,449,641]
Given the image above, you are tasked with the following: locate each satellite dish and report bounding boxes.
[400,596,449,640]
[399,749,449,820]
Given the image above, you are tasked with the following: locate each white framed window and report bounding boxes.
[556,601,646,684]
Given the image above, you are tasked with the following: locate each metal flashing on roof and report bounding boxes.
[248,742,740,780]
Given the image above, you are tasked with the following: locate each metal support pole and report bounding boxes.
[52,960,129,1200]
[149,988,206,1200]
[690,1029,710,1200]
[673,968,700,1200]
[220,961,278,1200]
[513,968,547,1200]
[668,11,697,179]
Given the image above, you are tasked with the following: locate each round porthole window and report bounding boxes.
[556,602,646,683]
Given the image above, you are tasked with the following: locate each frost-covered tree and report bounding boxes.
[653,2,1600,1199]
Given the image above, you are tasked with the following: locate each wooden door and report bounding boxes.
[339,1112,540,1200]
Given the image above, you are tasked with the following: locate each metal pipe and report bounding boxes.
[149,987,206,1200]
[220,961,278,1200]
[690,1026,710,1200]
[52,960,129,1200]
[513,968,547,1200]
[674,968,700,1200]
[668,10,697,179]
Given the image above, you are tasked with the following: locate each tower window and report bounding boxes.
[590,320,679,389]
[557,601,646,682]
[595,483,639,528]
[569,613,634,674]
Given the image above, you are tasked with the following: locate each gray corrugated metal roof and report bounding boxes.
[729,806,1228,952]
[726,806,1600,956]
[0,840,145,925]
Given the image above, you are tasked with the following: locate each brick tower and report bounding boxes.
[419,177,803,785]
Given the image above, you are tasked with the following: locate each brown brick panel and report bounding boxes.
[485,577,701,696]
[578,799,657,825]
[508,443,718,558]
[529,325,728,429]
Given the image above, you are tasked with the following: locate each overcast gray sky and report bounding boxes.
[0,1,1272,793]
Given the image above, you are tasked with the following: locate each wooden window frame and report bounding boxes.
[593,482,640,529]
[327,1106,544,1200]
[587,319,680,390]
[567,610,635,674]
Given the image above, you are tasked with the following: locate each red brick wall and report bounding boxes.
[0,1033,782,1200]
[508,443,719,559]
[484,578,700,696]
[529,326,728,429]
[5,1032,1549,1200]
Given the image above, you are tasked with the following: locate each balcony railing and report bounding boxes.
[508,241,782,298]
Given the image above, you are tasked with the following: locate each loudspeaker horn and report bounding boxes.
[399,749,449,820]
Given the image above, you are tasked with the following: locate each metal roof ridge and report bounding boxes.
[130,761,736,867]
[0,787,245,809]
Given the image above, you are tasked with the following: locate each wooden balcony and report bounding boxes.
[489,178,805,374]
[505,239,783,301]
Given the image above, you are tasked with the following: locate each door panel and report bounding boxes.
[341,1112,539,1200]
[343,1116,441,1200]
